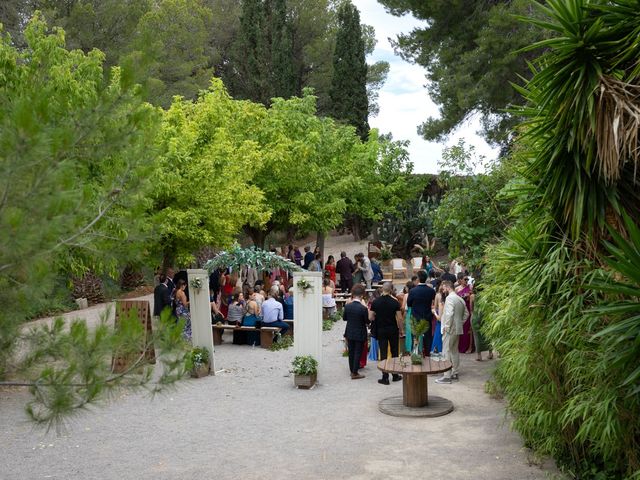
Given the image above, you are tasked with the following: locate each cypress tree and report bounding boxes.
[236,0,269,104]
[329,1,369,140]
[269,0,296,99]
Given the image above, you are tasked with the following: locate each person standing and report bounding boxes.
[166,267,176,298]
[343,285,368,380]
[406,270,436,355]
[360,253,374,289]
[435,281,469,384]
[370,283,403,385]
[153,274,172,318]
[174,279,191,340]
[302,246,315,270]
[336,251,354,292]
[324,255,337,284]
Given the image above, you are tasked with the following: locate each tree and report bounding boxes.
[329,0,370,140]
[227,0,296,105]
[0,17,186,428]
[128,0,214,107]
[481,1,640,477]
[377,0,547,146]
[149,78,270,266]
[432,140,514,268]
[242,90,357,247]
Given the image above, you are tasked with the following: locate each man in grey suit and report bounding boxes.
[436,280,469,384]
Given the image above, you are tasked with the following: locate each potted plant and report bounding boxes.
[379,244,392,267]
[188,346,210,378]
[410,317,430,364]
[291,355,318,389]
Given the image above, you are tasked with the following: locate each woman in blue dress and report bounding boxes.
[174,279,192,340]
[430,284,446,355]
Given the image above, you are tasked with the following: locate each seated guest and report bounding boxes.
[261,286,289,336]
[227,290,245,325]
[283,288,294,320]
[322,278,336,318]
[243,292,261,346]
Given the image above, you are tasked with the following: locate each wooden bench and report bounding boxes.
[212,325,281,349]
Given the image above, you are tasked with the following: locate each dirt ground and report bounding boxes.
[1,312,559,479]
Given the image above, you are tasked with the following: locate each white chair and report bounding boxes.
[391,258,408,279]
[410,257,422,271]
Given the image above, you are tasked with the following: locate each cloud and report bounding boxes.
[353,0,499,173]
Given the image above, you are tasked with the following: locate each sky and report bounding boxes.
[352,0,499,174]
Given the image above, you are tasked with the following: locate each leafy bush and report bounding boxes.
[186,347,210,370]
[290,355,318,375]
[322,319,334,331]
[268,333,293,351]
[482,3,640,478]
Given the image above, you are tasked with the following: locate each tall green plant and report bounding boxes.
[483,1,640,478]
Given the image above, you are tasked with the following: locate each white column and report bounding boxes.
[293,271,323,373]
[187,269,215,374]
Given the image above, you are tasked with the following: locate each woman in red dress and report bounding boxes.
[220,273,234,319]
[324,255,337,284]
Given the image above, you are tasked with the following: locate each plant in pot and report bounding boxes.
[410,317,430,365]
[291,355,318,389]
[187,346,210,378]
[379,244,392,267]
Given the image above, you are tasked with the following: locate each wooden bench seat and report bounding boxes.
[212,325,280,349]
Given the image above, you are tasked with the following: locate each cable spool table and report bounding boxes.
[377,356,454,417]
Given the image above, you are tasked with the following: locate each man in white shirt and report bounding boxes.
[359,253,374,289]
[435,281,469,384]
[261,286,289,336]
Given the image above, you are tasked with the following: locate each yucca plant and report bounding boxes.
[483,1,640,478]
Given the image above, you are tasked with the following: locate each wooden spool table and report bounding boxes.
[377,356,454,418]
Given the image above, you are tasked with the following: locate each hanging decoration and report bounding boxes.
[203,244,302,274]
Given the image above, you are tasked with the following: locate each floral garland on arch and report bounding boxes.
[203,245,302,274]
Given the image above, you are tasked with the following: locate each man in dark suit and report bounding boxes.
[166,267,176,298]
[370,282,403,385]
[406,270,436,356]
[336,251,354,292]
[343,285,368,379]
[153,274,172,317]
[302,246,315,270]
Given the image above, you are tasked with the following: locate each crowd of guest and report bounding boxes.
[341,258,492,385]
[153,245,491,382]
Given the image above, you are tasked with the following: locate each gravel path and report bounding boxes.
[1,315,559,480]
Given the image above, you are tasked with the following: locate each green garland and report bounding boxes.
[203,244,302,274]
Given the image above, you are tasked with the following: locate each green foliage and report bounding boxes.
[186,346,210,369]
[328,311,343,322]
[269,333,293,351]
[0,16,158,377]
[410,317,429,337]
[290,354,318,375]
[432,140,514,269]
[129,0,214,107]
[482,2,640,478]
[378,0,548,145]
[329,0,369,140]
[204,245,301,274]
[322,319,334,331]
[149,78,269,265]
[410,353,422,365]
[21,308,188,431]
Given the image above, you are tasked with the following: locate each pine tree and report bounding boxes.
[236,0,269,104]
[329,0,369,140]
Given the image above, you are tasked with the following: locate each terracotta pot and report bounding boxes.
[294,373,317,389]
[191,362,210,378]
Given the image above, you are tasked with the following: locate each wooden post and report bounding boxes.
[111,300,155,373]
[403,375,429,408]
[188,269,215,375]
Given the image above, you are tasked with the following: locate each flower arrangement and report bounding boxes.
[189,277,204,291]
[296,278,313,294]
[290,355,318,376]
[188,346,209,369]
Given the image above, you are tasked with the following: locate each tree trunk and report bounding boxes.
[352,216,362,241]
[372,221,380,242]
[316,231,326,262]
[243,225,268,249]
